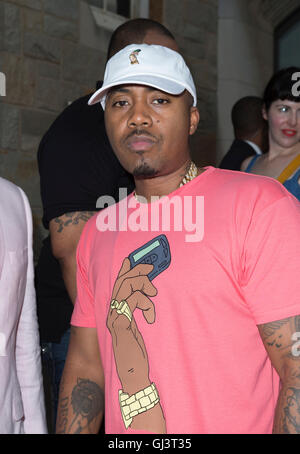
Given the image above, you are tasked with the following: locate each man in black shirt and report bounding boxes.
[219,96,268,170]
[35,18,179,432]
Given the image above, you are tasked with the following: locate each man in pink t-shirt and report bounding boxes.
[56,44,300,434]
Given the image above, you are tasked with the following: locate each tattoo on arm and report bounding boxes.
[259,316,300,434]
[295,315,300,333]
[260,318,290,339]
[54,211,96,233]
[260,317,300,350]
[57,378,104,434]
[282,387,300,433]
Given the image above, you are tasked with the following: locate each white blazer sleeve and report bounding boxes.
[15,188,47,434]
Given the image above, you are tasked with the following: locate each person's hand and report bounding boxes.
[107,258,157,395]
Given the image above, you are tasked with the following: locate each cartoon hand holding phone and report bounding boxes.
[106,235,170,432]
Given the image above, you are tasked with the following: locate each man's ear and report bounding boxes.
[262,104,268,121]
[189,107,200,136]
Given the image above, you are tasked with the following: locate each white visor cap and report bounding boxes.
[88,44,197,110]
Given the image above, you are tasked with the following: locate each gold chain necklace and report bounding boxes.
[179,161,198,187]
[134,161,198,200]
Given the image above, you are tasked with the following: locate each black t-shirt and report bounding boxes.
[36,89,134,342]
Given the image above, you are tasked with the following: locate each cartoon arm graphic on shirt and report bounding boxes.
[106,257,166,433]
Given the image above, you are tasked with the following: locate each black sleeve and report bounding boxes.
[38,94,134,229]
[219,140,256,171]
[35,235,73,343]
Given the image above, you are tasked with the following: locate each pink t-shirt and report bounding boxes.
[72,167,300,434]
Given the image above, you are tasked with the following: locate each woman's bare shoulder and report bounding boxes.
[240,155,253,171]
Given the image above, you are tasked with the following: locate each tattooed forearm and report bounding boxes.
[56,378,104,434]
[259,315,300,433]
[283,387,300,433]
[70,378,104,432]
[274,386,300,434]
[56,396,69,434]
[54,211,96,233]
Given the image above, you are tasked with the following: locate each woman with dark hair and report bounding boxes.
[241,67,300,200]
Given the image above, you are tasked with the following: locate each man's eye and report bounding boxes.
[279,106,289,113]
[153,98,169,105]
[112,100,128,107]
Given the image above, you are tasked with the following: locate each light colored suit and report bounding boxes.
[0,177,47,434]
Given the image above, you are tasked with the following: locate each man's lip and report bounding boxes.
[126,135,156,150]
[282,129,297,137]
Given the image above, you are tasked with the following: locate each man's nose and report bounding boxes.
[128,103,152,128]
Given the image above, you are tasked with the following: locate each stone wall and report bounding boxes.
[217,0,300,162]
[252,0,300,27]
[0,0,218,261]
[0,0,104,258]
[1,0,298,256]
[164,0,218,167]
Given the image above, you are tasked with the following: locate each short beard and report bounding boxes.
[132,162,158,178]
